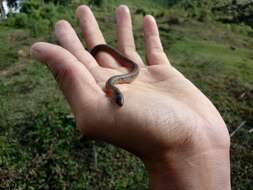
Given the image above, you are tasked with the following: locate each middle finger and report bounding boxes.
[76,5,119,69]
[116,5,145,67]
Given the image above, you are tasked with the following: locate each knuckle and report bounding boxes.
[122,45,135,55]
[50,63,76,88]
[55,20,69,29]
[149,51,166,64]
[122,49,133,56]
[74,49,86,58]
[121,48,136,59]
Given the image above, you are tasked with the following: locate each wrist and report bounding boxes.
[145,149,231,190]
[143,128,231,190]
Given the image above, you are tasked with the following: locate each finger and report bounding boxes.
[76,5,119,68]
[76,5,105,48]
[30,42,103,114]
[143,15,170,66]
[55,20,98,70]
[116,5,144,67]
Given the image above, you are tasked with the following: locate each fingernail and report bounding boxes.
[30,47,39,58]
[145,15,155,21]
[118,5,129,13]
[30,44,43,60]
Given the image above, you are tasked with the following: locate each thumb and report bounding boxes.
[30,42,102,116]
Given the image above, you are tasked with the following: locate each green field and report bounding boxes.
[0,0,252,189]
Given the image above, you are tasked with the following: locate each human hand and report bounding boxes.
[31,5,231,190]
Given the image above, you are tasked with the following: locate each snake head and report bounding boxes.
[115,93,124,107]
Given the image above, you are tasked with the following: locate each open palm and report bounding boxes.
[31,5,229,162]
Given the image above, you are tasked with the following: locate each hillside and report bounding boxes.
[0,0,252,189]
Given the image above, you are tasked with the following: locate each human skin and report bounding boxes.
[30,5,231,190]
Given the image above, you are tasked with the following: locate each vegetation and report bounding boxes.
[213,0,253,27]
[0,0,252,189]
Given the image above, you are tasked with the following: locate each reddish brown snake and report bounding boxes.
[89,44,140,107]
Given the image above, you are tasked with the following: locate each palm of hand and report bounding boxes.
[77,54,224,158]
[31,5,228,160]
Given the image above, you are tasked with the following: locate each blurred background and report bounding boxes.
[0,0,252,189]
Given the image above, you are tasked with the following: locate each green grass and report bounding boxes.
[0,27,23,69]
[0,0,253,189]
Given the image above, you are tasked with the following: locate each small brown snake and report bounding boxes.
[89,44,140,107]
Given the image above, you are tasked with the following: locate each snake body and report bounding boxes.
[90,44,140,106]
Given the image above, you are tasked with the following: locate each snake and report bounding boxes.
[89,44,140,107]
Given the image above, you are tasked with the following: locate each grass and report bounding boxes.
[0,0,253,189]
[0,27,24,69]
